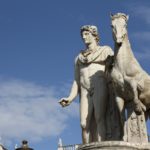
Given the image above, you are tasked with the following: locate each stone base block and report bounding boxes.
[78,141,150,150]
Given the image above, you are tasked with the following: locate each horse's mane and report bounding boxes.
[111,13,128,22]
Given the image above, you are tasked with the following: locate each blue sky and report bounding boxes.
[0,0,150,150]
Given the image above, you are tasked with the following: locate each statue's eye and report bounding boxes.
[84,32,90,36]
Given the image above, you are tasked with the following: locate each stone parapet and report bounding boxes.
[78,141,150,150]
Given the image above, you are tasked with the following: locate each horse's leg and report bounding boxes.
[126,78,146,114]
[115,95,126,140]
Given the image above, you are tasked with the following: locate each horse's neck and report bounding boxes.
[114,35,136,74]
[114,35,134,62]
[113,34,148,81]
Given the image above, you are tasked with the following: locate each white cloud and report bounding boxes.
[129,5,150,24]
[0,78,79,145]
[134,48,150,61]
[132,32,150,42]
[126,3,150,68]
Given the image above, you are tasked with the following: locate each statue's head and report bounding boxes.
[80,25,100,44]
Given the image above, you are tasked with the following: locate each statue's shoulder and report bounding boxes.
[76,50,83,61]
[101,45,113,54]
[99,45,114,56]
[75,49,86,64]
[74,54,82,65]
[75,55,79,63]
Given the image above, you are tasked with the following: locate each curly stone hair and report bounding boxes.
[80,25,100,44]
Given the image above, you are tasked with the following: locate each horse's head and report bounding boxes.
[111,13,129,44]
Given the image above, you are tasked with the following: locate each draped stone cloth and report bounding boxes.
[78,46,113,64]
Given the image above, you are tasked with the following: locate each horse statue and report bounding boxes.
[105,13,150,138]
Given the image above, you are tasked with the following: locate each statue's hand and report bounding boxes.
[134,101,146,115]
[59,98,71,107]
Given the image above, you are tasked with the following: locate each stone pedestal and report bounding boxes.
[126,107,148,143]
[78,141,150,150]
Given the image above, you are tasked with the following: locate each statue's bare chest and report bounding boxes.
[79,63,105,77]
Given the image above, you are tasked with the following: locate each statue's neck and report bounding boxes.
[86,42,99,52]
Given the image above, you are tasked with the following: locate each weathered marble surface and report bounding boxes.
[78,141,150,150]
[106,13,149,143]
[59,25,113,144]
[59,12,150,147]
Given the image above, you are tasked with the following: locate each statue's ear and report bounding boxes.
[126,15,129,21]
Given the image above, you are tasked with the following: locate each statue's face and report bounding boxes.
[82,31,95,45]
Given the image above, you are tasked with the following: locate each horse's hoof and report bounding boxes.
[134,105,142,115]
[135,110,142,115]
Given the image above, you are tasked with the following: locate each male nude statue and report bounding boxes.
[59,25,113,144]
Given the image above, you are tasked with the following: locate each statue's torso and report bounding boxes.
[77,46,112,90]
[79,62,105,90]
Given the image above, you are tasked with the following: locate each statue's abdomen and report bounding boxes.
[79,63,105,90]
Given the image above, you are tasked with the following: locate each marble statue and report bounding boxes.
[59,25,113,144]
[57,12,150,150]
[106,13,149,142]
[109,13,150,114]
